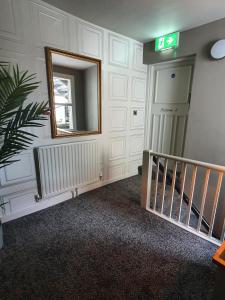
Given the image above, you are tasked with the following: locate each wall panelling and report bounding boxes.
[0,0,147,222]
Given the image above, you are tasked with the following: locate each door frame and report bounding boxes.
[144,56,196,155]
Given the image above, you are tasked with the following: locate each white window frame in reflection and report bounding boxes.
[53,72,76,131]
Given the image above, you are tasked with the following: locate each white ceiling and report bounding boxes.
[43,0,225,43]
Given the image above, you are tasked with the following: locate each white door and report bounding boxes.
[147,59,194,157]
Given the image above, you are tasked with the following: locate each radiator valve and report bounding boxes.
[35,194,42,202]
[71,188,78,199]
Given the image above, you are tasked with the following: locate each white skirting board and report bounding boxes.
[2,172,138,223]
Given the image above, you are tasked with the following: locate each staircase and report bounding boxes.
[139,160,210,233]
[141,150,225,245]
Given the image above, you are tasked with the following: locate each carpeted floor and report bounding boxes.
[0,175,218,300]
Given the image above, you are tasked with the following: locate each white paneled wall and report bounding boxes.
[0,0,147,222]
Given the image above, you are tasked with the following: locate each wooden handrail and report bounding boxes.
[145,150,225,173]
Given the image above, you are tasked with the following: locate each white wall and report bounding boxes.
[84,66,98,131]
[0,0,147,222]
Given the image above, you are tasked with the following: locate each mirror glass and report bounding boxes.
[45,48,102,138]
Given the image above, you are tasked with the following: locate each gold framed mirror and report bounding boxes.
[45,47,102,138]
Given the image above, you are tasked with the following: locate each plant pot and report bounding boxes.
[0,220,3,249]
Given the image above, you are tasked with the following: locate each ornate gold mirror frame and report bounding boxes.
[45,47,102,138]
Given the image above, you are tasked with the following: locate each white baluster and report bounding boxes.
[185,165,198,226]
[209,172,223,237]
[169,161,177,218]
[178,163,187,222]
[197,169,210,232]
[161,158,168,214]
[153,157,159,210]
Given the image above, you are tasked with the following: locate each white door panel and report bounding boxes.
[150,114,187,155]
[149,59,194,158]
[154,66,192,104]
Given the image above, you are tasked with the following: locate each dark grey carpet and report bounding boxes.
[0,175,218,300]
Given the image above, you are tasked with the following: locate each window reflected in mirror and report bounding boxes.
[45,47,102,138]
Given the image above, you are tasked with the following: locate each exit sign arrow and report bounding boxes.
[167,37,173,44]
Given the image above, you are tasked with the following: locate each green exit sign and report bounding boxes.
[155,32,180,51]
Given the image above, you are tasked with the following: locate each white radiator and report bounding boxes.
[34,141,101,199]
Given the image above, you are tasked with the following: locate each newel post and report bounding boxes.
[141,150,153,209]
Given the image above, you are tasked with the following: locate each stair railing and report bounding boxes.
[151,155,210,233]
[141,150,225,245]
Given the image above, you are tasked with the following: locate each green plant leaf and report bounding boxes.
[0,62,48,169]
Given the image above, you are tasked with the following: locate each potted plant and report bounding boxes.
[0,62,48,249]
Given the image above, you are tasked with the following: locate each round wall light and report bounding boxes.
[211,40,225,59]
